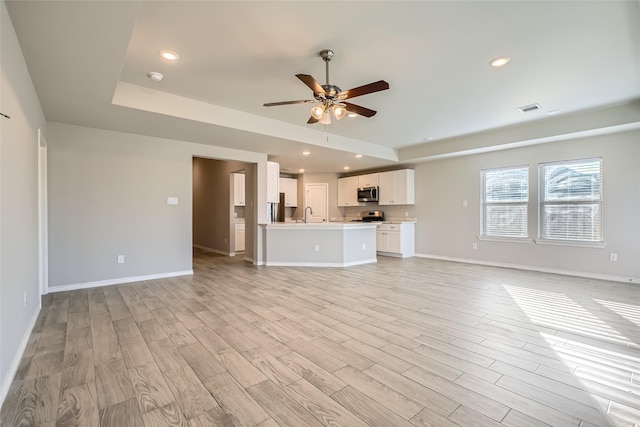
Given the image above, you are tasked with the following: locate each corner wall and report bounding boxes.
[414,129,640,282]
[0,0,46,403]
[46,122,266,289]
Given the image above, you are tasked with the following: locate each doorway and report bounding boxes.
[304,183,328,223]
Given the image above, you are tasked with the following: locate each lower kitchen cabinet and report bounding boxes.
[376,223,415,258]
[235,223,245,252]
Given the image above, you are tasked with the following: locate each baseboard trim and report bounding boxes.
[1,306,41,408]
[414,253,640,284]
[266,258,377,268]
[193,244,230,256]
[47,270,194,293]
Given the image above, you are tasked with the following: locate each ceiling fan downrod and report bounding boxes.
[320,49,334,85]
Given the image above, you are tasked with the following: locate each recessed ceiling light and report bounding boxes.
[298,168,305,173]
[159,50,180,61]
[347,113,358,118]
[490,56,511,67]
[302,150,311,156]
[355,154,363,159]
[148,72,163,82]
[343,166,350,170]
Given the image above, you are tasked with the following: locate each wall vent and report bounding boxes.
[517,103,542,113]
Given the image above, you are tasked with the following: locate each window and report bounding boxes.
[481,166,529,239]
[539,158,602,243]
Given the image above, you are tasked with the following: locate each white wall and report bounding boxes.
[47,122,266,289]
[0,0,46,403]
[414,129,640,282]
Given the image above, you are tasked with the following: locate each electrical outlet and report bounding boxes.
[362,243,366,250]
[314,244,320,252]
[472,243,478,250]
[24,292,27,307]
[609,253,618,262]
[463,200,468,207]
[404,212,409,217]
[117,255,125,264]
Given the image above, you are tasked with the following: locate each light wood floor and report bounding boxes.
[1,250,639,426]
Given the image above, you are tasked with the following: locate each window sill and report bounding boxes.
[478,236,532,244]
[534,239,606,249]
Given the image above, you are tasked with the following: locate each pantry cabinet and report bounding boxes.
[267,161,280,203]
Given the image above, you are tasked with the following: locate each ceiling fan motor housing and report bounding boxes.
[320,84,341,98]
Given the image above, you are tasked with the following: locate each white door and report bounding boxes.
[304,183,328,223]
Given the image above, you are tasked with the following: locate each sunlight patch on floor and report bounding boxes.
[502,284,640,427]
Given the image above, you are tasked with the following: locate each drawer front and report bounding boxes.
[378,224,400,231]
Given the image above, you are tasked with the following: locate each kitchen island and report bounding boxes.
[264,222,377,267]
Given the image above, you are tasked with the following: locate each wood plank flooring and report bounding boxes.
[2,249,639,426]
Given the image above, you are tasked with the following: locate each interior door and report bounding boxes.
[304,183,328,223]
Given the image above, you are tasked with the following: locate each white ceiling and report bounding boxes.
[6,1,640,174]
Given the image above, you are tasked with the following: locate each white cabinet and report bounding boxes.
[358,173,379,188]
[235,223,245,252]
[378,169,415,205]
[267,161,280,203]
[233,173,245,206]
[338,176,364,207]
[376,223,415,258]
[279,177,298,207]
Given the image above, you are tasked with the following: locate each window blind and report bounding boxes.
[481,166,529,238]
[539,158,602,242]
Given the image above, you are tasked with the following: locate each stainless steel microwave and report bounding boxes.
[357,186,379,202]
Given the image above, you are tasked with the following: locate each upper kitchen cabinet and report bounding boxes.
[279,177,298,207]
[358,173,379,188]
[267,161,280,203]
[233,173,245,206]
[378,169,415,205]
[338,176,364,207]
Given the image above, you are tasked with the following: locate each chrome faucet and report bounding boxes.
[304,206,313,223]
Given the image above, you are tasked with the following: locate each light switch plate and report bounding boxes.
[167,197,179,205]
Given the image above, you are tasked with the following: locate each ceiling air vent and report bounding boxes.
[518,103,542,113]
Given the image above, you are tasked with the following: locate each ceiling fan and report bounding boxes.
[264,49,390,125]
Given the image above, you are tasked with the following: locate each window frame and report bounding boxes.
[537,157,604,247]
[479,165,530,242]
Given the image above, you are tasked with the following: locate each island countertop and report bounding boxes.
[262,222,377,267]
[265,222,378,229]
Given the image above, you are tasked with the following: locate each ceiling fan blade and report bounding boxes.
[296,74,326,96]
[339,80,389,100]
[307,116,319,124]
[263,100,315,107]
[344,102,377,118]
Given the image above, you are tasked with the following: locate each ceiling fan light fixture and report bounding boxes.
[347,112,358,118]
[332,105,346,120]
[319,109,331,125]
[310,105,325,120]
